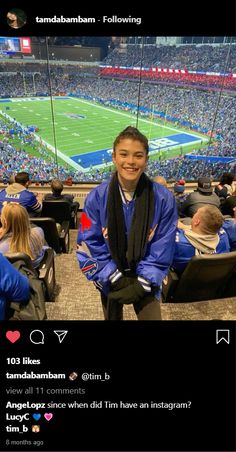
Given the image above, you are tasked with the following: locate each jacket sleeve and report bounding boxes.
[28,192,42,214]
[223,220,236,251]
[76,191,117,294]
[0,254,30,302]
[136,190,178,287]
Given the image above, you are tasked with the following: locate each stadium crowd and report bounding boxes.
[0,43,235,183]
[103,44,236,72]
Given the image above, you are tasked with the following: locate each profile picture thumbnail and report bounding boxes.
[7,8,27,29]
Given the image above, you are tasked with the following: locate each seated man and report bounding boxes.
[44,179,79,227]
[220,192,236,216]
[0,172,42,217]
[180,177,220,218]
[0,252,30,320]
[172,205,230,275]
[173,180,187,217]
[215,172,235,201]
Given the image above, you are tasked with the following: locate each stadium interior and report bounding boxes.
[1,35,236,320]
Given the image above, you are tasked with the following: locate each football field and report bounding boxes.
[0,97,207,171]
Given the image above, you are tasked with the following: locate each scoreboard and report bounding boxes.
[0,37,31,54]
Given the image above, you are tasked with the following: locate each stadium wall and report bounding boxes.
[0,181,218,209]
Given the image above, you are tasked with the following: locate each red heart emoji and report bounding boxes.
[6,331,21,343]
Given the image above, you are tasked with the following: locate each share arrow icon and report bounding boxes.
[53,330,68,343]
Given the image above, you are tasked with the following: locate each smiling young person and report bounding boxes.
[77,126,177,320]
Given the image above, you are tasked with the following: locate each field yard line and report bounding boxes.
[70,97,208,141]
[32,134,83,171]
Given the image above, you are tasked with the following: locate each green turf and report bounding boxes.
[1,97,207,166]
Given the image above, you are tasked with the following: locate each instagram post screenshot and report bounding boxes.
[0,3,235,451]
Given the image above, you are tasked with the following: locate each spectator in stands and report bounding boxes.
[173,179,187,216]
[77,126,177,320]
[44,178,75,204]
[180,177,220,218]
[64,176,73,186]
[153,175,168,188]
[0,172,42,217]
[0,203,46,269]
[7,9,26,29]
[215,172,235,202]
[44,178,79,227]
[221,190,236,217]
[172,205,230,274]
[0,252,30,320]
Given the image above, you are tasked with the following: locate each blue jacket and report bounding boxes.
[223,219,236,251]
[0,253,30,320]
[172,228,230,274]
[77,180,178,295]
[0,183,42,217]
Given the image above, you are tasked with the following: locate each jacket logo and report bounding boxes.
[80,212,92,232]
[81,259,98,277]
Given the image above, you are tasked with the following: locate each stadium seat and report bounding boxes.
[223,267,236,297]
[162,251,236,303]
[42,199,79,229]
[38,248,56,301]
[30,217,70,253]
[41,200,72,225]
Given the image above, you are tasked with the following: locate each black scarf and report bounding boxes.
[107,172,154,273]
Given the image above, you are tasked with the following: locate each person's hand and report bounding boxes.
[110,276,133,292]
[108,280,148,305]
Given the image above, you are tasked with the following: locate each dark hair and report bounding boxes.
[220,172,235,186]
[113,126,149,154]
[7,9,26,27]
[15,172,30,185]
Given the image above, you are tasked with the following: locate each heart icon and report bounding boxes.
[44,413,53,421]
[6,331,21,343]
[33,413,41,421]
